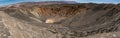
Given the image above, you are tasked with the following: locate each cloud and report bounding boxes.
[65,0,78,1]
[0,0,9,2]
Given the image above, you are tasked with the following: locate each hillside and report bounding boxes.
[0,1,120,38]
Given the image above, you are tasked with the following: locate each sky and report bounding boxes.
[0,0,120,6]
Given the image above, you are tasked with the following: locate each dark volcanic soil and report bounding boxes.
[0,2,120,38]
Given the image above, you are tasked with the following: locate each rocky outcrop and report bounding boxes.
[0,2,120,38]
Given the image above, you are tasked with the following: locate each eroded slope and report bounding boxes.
[0,3,120,38]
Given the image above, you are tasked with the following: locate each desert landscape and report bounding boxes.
[0,1,120,38]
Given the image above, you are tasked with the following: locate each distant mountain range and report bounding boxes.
[7,1,77,7]
[18,1,77,4]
